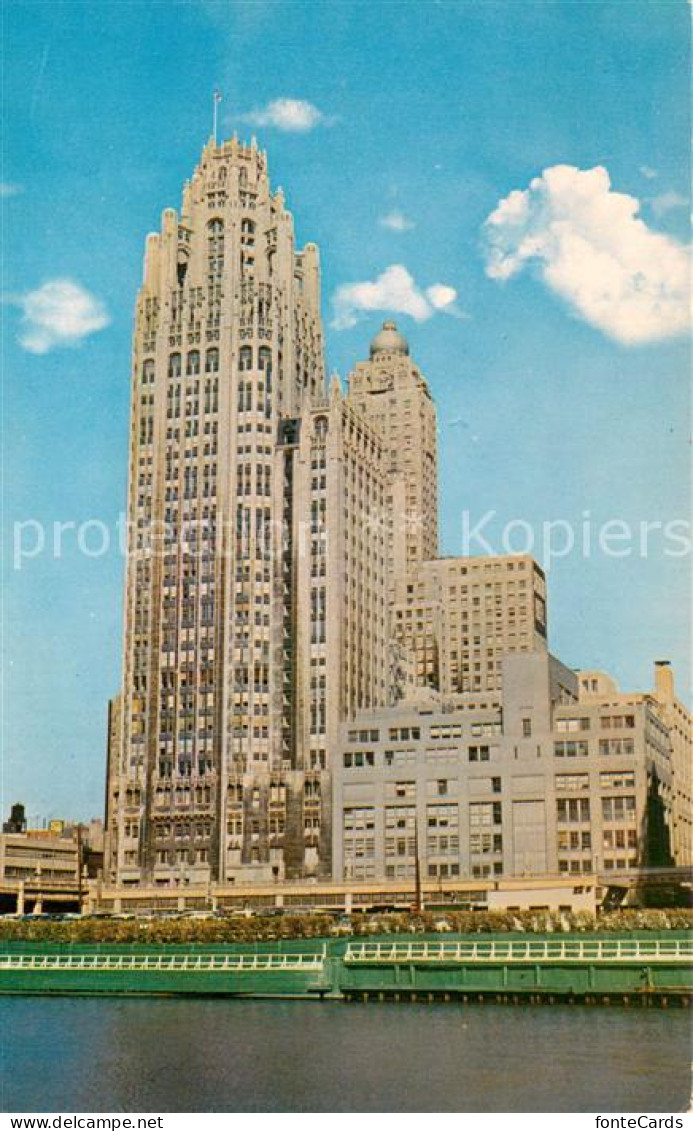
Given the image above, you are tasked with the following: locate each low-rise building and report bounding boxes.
[333,652,688,883]
[0,831,79,886]
[577,661,692,867]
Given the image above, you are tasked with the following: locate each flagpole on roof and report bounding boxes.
[213,89,222,145]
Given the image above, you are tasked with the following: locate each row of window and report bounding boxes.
[154,344,276,384]
[554,739,636,757]
[342,736,639,765]
[343,744,494,768]
[556,714,636,733]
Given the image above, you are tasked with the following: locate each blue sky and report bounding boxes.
[3,0,690,822]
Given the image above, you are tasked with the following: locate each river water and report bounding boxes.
[1,998,690,1112]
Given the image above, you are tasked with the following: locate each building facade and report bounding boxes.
[392,554,548,699]
[106,133,691,894]
[345,321,438,600]
[577,661,692,867]
[333,652,688,883]
[107,137,328,887]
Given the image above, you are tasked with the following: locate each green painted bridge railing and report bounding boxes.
[0,934,689,1000]
[343,937,693,965]
[0,948,327,973]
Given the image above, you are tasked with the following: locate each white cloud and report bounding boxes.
[426,284,458,312]
[240,98,329,132]
[640,165,658,180]
[13,278,110,354]
[0,182,23,198]
[483,164,690,346]
[650,190,688,219]
[380,211,415,232]
[331,264,460,330]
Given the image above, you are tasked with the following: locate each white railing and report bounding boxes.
[0,948,326,973]
[344,938,693,965]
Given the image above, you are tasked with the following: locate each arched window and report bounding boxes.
[207,218,224,234]
[168,353,182,380]
[239,346,252,372]
[258,347,272,374]
[314,416,329,441]
[205,348,219,373]
[241,218,255,234]
[142,359,155,384]
[187,350,200,376]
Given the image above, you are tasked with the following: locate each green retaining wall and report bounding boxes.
[0,932,689,1002]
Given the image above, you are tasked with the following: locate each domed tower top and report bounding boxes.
[369,320,409,358]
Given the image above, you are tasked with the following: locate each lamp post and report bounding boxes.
[76,824,84,915]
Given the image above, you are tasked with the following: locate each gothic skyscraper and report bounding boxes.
[345,321,438,602]
[106,137,327,885]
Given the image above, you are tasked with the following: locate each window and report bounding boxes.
[168,353,182,380]
[599,738,635,756]
[522,718,532,737]
[384,806,416,861]
[602,795,637,822]
[601,714,636,730]
[468,745,490,762]
[469,802,502,827]
[205,348,219,373]
[555,718,590,733]
[388,726,421,741]
[554,740,589,758]
[394,781,416,800]
[603,828,637,851]
[555,774,589,791]
[556,798,590,823]
[239,346,253,372]
[343,807,376,880]
[187,350,200,376]
[557,830,592,852]
[345,751,375,769]
[470,721,501,737]
[469,831,503,856]
[600,770,636,790]
[427,804,459,857]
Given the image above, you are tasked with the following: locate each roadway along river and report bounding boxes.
[2,998,690,1112]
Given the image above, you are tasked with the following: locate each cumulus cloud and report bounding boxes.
[240,98,330,132]
[650,190,688,219]
[12,278,110,354]
[380,211,415,232]
[483,164,690,346]
[331,264,461,330]
[0,182,23,198]
[426,283,458,312]
[640,165,658,180]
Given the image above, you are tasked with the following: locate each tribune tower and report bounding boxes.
[106,137,326,885]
